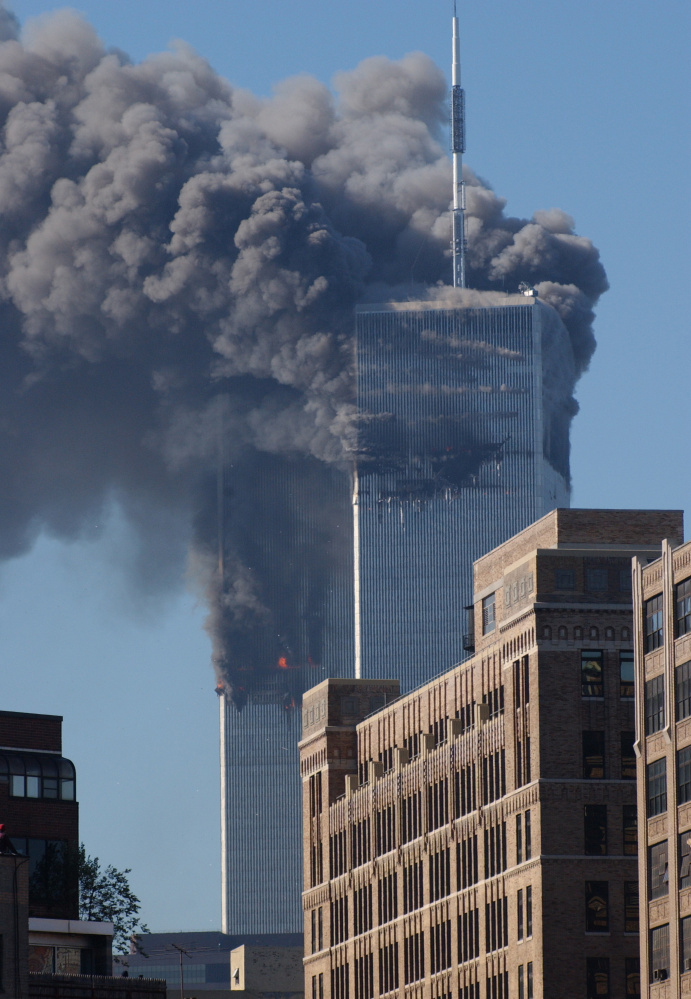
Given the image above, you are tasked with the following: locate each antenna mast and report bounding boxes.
[451,0,466,288]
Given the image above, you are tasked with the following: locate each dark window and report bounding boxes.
[555,569,576,589]
[647,758,667,816]
[586,568,608,592]
[526,885,532,937]
[624,882,639,933]
[517,888,524,941]
[623,805,638,855]
[581,651,604,697]
[621,732,636,780]
[619,569,632,592]
[583,731,605,779]
[525,810,532,860]
[681,916,691,974]
[680,831,691,889]
[648,841,668,900]
[645,675,665,734]
[649,923,670,982]
[340,696,359,716]
[585,881,609,933]
[527,963,533,999]
[645,594,664,652]
[586,957,609,999]
[620,650,634,698]
[676,661,691,721]
[516,813,522,864]
[584,804,607,855]
[678,745,691,804]
[625,957,640,998]
[458,909,479,963]
[457,836,478,891]
[482,593,496,635]
[677,578,691,637]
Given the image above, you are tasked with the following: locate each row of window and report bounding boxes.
[645,660,691,734]
[648,830,691,897]
[319,959,639,999]
[582,730,635,780]
[585,881,639,934]
[586,958,640,999]
[645,577,691,652]
[646,749,691,816]
[584,803,638,856]
[581,650,634,698]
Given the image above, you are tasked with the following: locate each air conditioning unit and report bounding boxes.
[653,968,668,981]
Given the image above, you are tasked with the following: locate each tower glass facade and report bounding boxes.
[354,295,573,689]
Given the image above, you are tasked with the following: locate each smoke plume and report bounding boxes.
[0,7,607,704]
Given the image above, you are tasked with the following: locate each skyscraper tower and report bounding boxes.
[219,5,579,935]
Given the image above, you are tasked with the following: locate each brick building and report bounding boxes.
[300,509,683,999]
[0,709,79,919]
[634,535,691,993]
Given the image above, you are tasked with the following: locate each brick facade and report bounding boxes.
[300,509,683,999]
[634,536,691,996]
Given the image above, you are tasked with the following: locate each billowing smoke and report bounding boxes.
[0,7,607,705]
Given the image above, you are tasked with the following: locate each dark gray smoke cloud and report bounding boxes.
[0,7,607,702]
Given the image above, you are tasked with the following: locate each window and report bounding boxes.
[555,569,576,589]
[516,813,523,864]
[482,593,496,634]
[583,731,605,779]
[526,885,532,937]
[625,958,640,999]
[586,568,608,591]
[402,859,423,914]
[353,885,372,936]
[647,758,667,816]
[429,847,450,902]
[517,889,524,941]
[645,594,664,652]
[525,810,532,860]
[403,931,424,984]
[680,831,691,889]
[678,745,691,804]
[623,805,638,856]
[485,896,508,952]
[644,675,665,734]
[527,962,533,999]
[620,650,634,698]
[518,966,524,999]
[681,916,691,974]
[677,661,691,721]
[620,569,632,592]
[4,753,76,802]
[648,841,668,900]
[430,920,451,974]
[584,804,607,855]
[624,882,639,933]
[581,651,604,697]
[677,578,691,637]
[586,957,609,999]
[457,835,478,891]
[458,909,479,963]
[483,821,506,879]
[649,923,670,982]
[378,871,397,925]
[585,881,609,933]
[621,732,636,780]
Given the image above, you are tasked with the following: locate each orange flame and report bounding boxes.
[277,657,288,669]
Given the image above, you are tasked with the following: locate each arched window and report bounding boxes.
[574,626,584,640]
[589,627,599,641]
[558,626,568,640]
[605,627,615,641]
[541,626,552,640]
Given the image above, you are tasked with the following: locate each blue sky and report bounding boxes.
[1,0,689,931]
